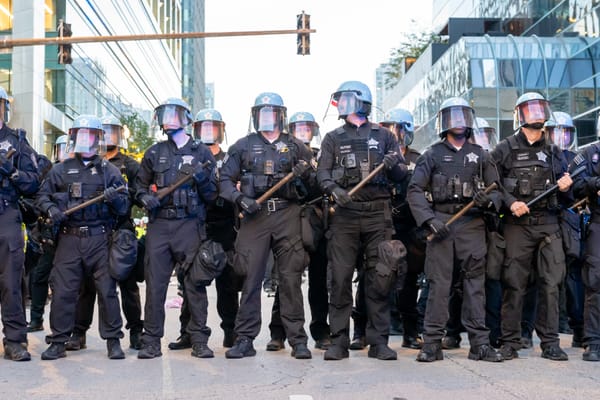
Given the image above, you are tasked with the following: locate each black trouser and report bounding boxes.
[47,232,123,343]
[423,213,489,347]
[500,221,565,349]
[521,282,538,339]
[583,221,600,345]
[71,271,143,336]
[29,246,55,324]
[565,256,584,333]
[485,279,502,345]
[0,207,28,343]
[269,237,330,342]
[142,217,210,346]
[393,222,426,340]
[233,203,307,345]
[327,203,393,348]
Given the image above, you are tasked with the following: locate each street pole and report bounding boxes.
[0,28,316,49]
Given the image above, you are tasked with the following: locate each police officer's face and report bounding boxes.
[292,123,313,144]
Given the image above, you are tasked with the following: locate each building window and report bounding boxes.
[0,0,12,31]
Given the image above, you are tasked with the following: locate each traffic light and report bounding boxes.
[297,11,310,56]
[57,19,73,65]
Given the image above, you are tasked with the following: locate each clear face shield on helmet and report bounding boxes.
[0,99,9,125]
[548,127,576,150]
[194,120,225,145]
[380,122,414,147]
[331,91,364,117]
[67,128,106,156]
[471,127,497,151]
[290,121,318,144]
[253,106,284,132]
[514,99,551,130]
[152,104,191,132]
[103,125,125,149]
[438,106,475,135]
[53,140,71,162]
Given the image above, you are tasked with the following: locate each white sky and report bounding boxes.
[204,0,433,147]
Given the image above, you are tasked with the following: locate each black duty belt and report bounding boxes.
[505,214,558,226]
[264,198,289,214]
[61,225,108,237]
[341,200,386,211]
[156,207,192,220]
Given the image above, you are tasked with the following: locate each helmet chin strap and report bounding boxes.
[165,127,184,136]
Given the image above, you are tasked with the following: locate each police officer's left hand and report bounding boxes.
[0,151,15,176]
[557,172,573,192]
[473,191,493,209]
[104,186,121,202]
[292,160,311,178]
[383,152,401,169]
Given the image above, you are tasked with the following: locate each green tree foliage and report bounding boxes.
[120,112,155,156]
[384,28,440,89]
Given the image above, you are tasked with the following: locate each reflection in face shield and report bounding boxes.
[517,100,550,127]
[335,92,362,116]
[103,125,123,148]
[440,106,474,133]
[54,143,68,162]
[194,121,224,144]
[257,107,278,132]
[70,129,103,155]
[290,122,314,144]
[549,127,575,150]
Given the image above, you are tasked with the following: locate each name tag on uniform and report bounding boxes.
[442,155,453,162]
[67,169,79,174]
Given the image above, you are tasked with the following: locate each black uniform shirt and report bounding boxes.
[0,124,40,201]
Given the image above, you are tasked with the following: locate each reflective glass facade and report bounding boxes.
[382,1,600,151]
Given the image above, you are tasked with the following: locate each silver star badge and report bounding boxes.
[537,151,548,162]
[466,152,479,163]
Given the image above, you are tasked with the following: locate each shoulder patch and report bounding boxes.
[573,153,585,166]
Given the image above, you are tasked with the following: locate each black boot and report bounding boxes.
[168,333,191,350]
[107,339,125,360]
[225,337,256,359]
[416,343,443,362]
[27,320,44,333]
[65,332,86,351]
[191,343,214,358]
[368,344,397,360]
[266,338,285,351]
[349,336,366,350]
[41,343,67,360]
[441,335,461,349]
[468,344,503,362]
[137,342,162,359]
[323,344,349,360]
[3,340,31,361]
[314,336,332,350]
[130,331,142,350]
[541,344,569,361]
[572,327,584,348]
[402,336,423,349]
[291,343,312,359]
[583,344,600,362]
[499,344,519,360]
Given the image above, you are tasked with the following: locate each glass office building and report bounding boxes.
[0,0,202,154]
[380,1,600,151]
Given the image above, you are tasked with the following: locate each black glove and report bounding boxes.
[104,186,121,202]
[193,163,210,184]
[0,152,15,176]
[473,190,493,209]
[331,187,352,206]
[427,218,449,240]
[292,160,311,178]
[588,177,600,191]
[140,194,160,211]
[236,195,261,215]
[383,152,402,170]
[47,206,67,225]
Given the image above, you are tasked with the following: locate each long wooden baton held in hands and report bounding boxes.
[64,185,128,216]
[524,165,586,209]
[154,160,213,201]
[329,163,387,215]
[238,170,297,219]
[426,182,498,241]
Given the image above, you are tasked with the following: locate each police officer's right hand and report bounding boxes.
[331,187,352,206]
[140,194,161,211]
[47,206,67,225]
[0,151,15,176]
[510,201,529,217]
[236,195,261,215]
[427,218,449,240]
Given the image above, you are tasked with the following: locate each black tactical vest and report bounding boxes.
[503,135,557,211]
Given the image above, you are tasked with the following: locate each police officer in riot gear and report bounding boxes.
[0,86,39,361]
[53,134,70,163]
[491,92,573,361]
[169,108,241,350]
[220,92,314,359]
[135,98,217,359]
[570,116,600,361]
[408,97,503,363]
[317,81,408,361]
[266,111,331,351]
[36,115,129,360]
[547,112,585,347]
[65,115,143,351]
[380,108,426,349]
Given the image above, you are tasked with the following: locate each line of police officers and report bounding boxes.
[1,81,599,364]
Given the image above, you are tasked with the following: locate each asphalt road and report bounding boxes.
[2,279,599,400]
